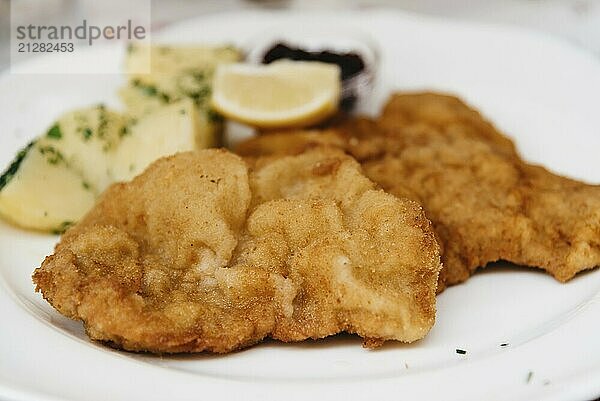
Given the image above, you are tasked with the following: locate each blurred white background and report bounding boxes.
[1,0,599,70]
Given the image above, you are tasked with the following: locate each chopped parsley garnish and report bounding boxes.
[120,126,129,137]
[52,221,74,235]
[82,127,93,140]
[97,109,108,139]
[192,71,205,82]
[526,371,533,383]
[39,145,65,165]
[46,123,62,140]
[455,348,467,355]
[188,86,211,103]
[207,109,224,123]
[131,79,170,102]
[137,82,157,97]
[0,142,34,190]
[178,71,211,104]
[82,181,91,190]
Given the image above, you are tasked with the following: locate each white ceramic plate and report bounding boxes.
[1,9,600,401]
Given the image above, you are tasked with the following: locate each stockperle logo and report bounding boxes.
[10,1,151,74]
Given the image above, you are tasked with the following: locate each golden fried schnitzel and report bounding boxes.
[33,149,441,353]
[236,92,600,291]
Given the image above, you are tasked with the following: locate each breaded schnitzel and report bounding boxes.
[236,92,600,291]
[33,149,441,353]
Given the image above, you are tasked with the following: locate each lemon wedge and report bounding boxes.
[211,61,341,129]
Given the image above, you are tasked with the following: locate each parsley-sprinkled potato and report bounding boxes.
[51,105,127,192]
[119,44,241,146]
[0,139,95,232]
[0,101,205,232]
[0,106,122,232]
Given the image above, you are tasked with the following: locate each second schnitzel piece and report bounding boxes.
[236,93,600,291]
[375,93,600,287]
[33,149,441,353]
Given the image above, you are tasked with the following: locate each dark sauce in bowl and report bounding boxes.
[261,42,372,111]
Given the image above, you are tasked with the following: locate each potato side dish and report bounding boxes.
[0,45,241,232]
[120,44,242,146]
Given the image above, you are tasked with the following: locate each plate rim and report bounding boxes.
[1,7,600,401]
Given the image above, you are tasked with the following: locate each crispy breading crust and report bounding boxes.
[33,149,441,353]
[236,92,600,291]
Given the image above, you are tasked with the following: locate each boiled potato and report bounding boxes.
[0,101,205,232]
[120,44,241,117]
[124,44,241,88]
[120,44,241,146]
[50,105,127,192]
[112,99,202,181]
[119,84,165,118]
[0,140,95,232]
